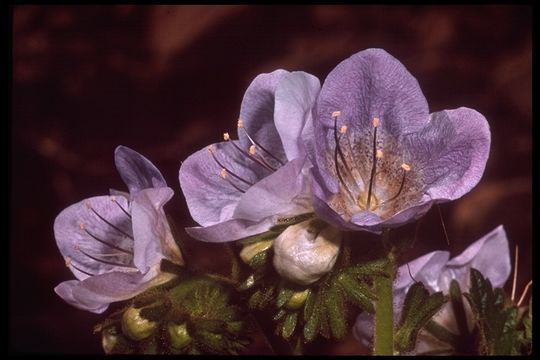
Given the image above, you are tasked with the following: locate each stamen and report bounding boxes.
[77,247,135,268]
[111,196,131,219]
[237,118,285,166]
[366,117,380,210]
[222,136,276,172]
[208,145,254,186]
[511,244,519,302]
[248,145,277,171]
[64,256,72,268]
[376,150,384,159]
[340,125,347,134]
[332,112,355,202]
[219,168,246,193]
[85,201,134,240]
[437,204,450,246]
[80,223,133,254]
[66,257,95,276]
[517,280,532,307]
[223,132,230,141]
[378,163,410,208]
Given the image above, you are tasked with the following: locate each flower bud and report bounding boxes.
[121,306,158,341]
[273,219,342,285]
[239,239,273,264]
[284,289,311,310]
[167,322,192,349]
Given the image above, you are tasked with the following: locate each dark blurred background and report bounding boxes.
[10,5,531,354]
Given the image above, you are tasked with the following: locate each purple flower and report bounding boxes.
[54,146,184,314]
[308,48,491,232]
[353,225,511,353]
[179,70,321,242]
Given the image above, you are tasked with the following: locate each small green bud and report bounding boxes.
[285,289,311,310]
[239,239,273,264]
[167,322,192,349]
[121,306,157,341]
[101,326,133,354]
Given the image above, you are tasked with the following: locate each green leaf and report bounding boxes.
[464,268,522,355]
[395,282,447,353]
[276,286,295,308]
[325,284,347,339]
[303,289,323,343]
[249,248,271,269]
[336,272,376,314]
[281,312,298,340]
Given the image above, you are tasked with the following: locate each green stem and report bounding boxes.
[373,231,396,355]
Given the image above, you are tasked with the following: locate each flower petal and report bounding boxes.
[54,195,135,280]
[353,312,374,349]
[404,108,491,202]
[316,48,429,141]
[238,69,289,164]
[395,250,450,292]
[54,268,175,314]
[114,146,167,197]
[185,216,277,243]
[131,187,183,272]
[179,140,264,226]
[233,157,312,221]
[274,71,321,160]
[439,225,510,290]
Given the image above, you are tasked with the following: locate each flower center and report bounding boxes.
[329,111,417,220]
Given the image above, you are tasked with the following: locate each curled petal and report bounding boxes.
[395,250,450,293]
[54,195,135,280]
[131,187,183,272]
[238,69,289,164]
[185,216,278,243]
[233,157,312,221]
[114,146,167,197]
[274,71,321,160]
[405,108,491,202]
[54,268,174,314]
[439,225,510,290]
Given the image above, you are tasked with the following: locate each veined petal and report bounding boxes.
[274,71,321,160]
[185,216,278,243]
[114,146,167,197]
[238,69,289,164]
[439,225,510,290]
[179,140,263,227]
[316,48,429,141]
[54,268,175,314]
[405,108,491,202]
[131,187,183,272]
[233,157,312,221]
[54,195,135,280]
[395,250,450,293]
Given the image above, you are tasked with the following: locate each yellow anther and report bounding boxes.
[223,132,230,141]
[401,163,411,172]
[376,149,384,158]
[207,145,214,154]
[373,117,380,128]
[249,145,257,155]
[85,201,92,209]
[111,196,117,202]
[339,125,348,134]
[79,223,86,230]
[219,168,227,179]
[237,119,244,128]
[332,111,341,118]
[64,257,72,268]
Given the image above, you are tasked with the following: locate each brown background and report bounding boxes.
[10,5,531,354]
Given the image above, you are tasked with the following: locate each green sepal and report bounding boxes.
[249,248,272,269]
[325,284,347,339]
[281,312,298,340]
[395,281,447,353]
[276,285,295,308]
[139,300,172,322]
[336,272,376,314]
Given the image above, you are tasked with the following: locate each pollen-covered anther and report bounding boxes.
[219,168,228,179]
[401,163,411,172]
[373,117,380,128]
[207,145,214,154]
[64,256,72,268]
[376,149,384,159]
[79,223,86,230]
[249,145,257,155]
[110,196,117,202]
[237,119,244,128]
[223,132,230,141]
[332,111,341,118]
[340,125,348,134]
[85,201,93,209]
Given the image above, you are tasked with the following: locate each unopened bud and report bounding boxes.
[121,306,157,341]
[167,322,192,349]
[285,289,311,310]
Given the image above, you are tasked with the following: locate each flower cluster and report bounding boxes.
[51,48,518,356]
